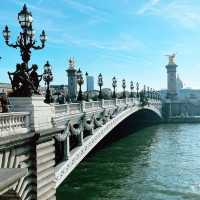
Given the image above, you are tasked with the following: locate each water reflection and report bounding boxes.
[57,124,200,200]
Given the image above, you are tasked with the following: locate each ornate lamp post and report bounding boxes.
[153,90,156,99]
[158,92,160,100]
[136,82,139,98]
[98,73,103,99]
[155,90,157,100]
[150,88,153,99]
[3,4,47,65]
[122,79,126,98]
[147,86,150,98]
[77,68,84,102]
[130,81,134,97]
[43,61,53,104]
[85,72,89,101]
[112,76,117,98]
[143,85,146,97]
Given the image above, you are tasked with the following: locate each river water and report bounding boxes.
[57,124,200,200]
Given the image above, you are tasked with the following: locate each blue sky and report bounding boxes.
[0,0,200,90]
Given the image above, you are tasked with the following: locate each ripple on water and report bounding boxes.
[57,124,200,200]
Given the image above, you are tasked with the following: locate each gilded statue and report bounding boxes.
[165,53,176,64]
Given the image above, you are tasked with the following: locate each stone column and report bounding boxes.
[36,139,56,200]
[81,101,86,112]
[101,99,104,108]
[114,98,118,107]
[78,131,83,146]
[66,58,77,102]
[166,62,178,100]
[63,136,70,160]
[125,97,128,105]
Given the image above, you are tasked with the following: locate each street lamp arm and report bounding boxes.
[6,41,19,48]
[32,42,45,50]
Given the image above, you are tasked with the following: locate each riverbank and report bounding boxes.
[165,116,200,123]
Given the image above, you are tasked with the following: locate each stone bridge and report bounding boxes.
[0,97,162,200]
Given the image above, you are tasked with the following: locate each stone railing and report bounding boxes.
[0,112,30,137]
[6,97,161,136]
[54,104,69,115]
[85,101,101,111]
[103,100,115,108]
[117,99,126,105]
[68,103,82,114]
[53,98,161,117]
[126,98,135,105]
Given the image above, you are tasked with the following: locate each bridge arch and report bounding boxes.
[55,105,162,188]
[94,106,162,146]
[130,107,162,121]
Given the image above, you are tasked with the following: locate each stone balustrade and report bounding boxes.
[117,99,126,105]
[53,98,161,116]
[54,104,69,115]
[68,103,82,114]
[126,98,135,105]
[103,99,116,107]
[1,98,161,136]
[0,112,30,137]
[85,101,101,111]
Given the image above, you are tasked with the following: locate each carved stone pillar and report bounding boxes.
[114,98,118,107]
[81,100,86,112]
[101,99,104,108]
[78,131,83,146]
[63,136,70,160]
[55,121,70,161]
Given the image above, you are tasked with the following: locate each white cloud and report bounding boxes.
[137,0,200,29]
[162,2,200,28]
[49,32,144,53]
[137,0,160,15]
[63,0,110,24]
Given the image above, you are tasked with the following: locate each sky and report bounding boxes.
[0,0,200,90]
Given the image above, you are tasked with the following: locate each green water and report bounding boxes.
[57,124,200,200]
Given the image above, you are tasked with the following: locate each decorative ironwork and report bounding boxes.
[136,82,139,98]
[112,76,117,98]
[3,4,47,65]
[77,68,84,101]
[85,72,89,101]
[43,61,53,103]
[130,81,134,98]
[122,79,126,98]
[98,73,103,99]
[3,4,47,97]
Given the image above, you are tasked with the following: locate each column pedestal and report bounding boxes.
[9,96,54,131]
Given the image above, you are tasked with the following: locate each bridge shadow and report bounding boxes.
[87,108,161,157]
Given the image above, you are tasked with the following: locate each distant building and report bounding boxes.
[86,75,94,91]
[0,83,12,95]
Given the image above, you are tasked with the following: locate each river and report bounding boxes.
[57,124,200,200]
